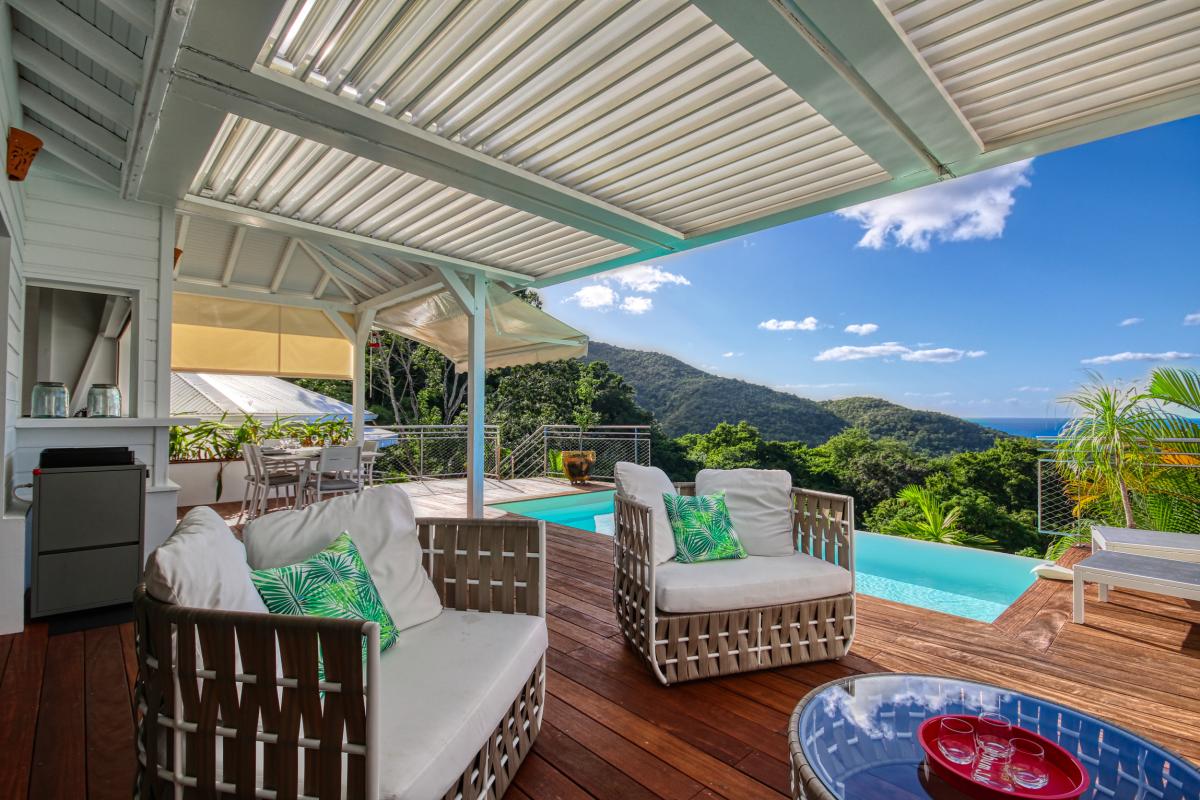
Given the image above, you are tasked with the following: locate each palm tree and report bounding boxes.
[887,485,997,549]
[1141,367,1200,532]
[1055,373,1159,528]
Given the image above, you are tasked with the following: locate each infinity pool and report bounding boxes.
[493,490,1046,623]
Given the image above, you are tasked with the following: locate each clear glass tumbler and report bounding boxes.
[1009,737,1050,789]
[937,717,976,765]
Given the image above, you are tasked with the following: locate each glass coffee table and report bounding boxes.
[789,673,1200,800]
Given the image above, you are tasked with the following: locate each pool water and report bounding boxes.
[492,490,1045,623]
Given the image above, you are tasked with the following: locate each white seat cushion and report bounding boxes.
[376,610,547,799]
[242,486,441,632]
[654,553,852,614]
[144,507,267,613]
[615,462,678,565]
[696,468,794,557]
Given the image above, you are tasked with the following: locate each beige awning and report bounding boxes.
[376,283,588,372]
[172,294,354,379]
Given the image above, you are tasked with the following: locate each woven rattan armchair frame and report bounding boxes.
[135,516,546,800]
[614,483,855,685]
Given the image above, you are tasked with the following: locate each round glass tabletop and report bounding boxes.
[791,673,1200,800]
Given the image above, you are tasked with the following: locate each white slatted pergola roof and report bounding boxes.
[9,0,1198,292]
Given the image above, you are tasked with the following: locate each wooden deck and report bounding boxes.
[2,505,1198,798]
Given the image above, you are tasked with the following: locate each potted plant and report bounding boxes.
[562,367,600,485]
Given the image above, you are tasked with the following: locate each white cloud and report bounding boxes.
[814,343,986,363]
[1119,317,1143,327]
[722,351,743,358]
[619,296,652,315]
[1015,386,1051,393]
[1081,351,1199,365]
[815,342,911,362]
[1185,312,1200,326]
[844,323,879,336]
[610,264,690,293]
[904,391,952,398]
[836,159,1033,251]
[759,317,819,332]
[780,382,856,390]
[569,284,617,310]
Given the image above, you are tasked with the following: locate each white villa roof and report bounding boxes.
[7,0,1199,306]
[170,371,375,422]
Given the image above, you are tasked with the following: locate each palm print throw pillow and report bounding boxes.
[663,492,748,563]
[251,532,398,680]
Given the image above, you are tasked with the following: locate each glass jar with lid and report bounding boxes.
[31,382,69,418]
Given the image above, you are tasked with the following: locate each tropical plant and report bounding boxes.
[885,485,997,549]
[1054,373,1159,528]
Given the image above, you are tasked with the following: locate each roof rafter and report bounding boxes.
[97,0,156,36]
[177,193,535,285]
[170,47,684,252]
[18,79,126,163]
[8,0,142,87]
[356,275,447,313]
[174,280,355,313]
[314,245,392,294]
[11,33,134,128]
[295,240,372,299]
[24,120,120,189]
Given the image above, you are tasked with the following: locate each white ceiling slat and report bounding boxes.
[18,78,126,162]
[23,119,121,188]
[173,214,190,276]
[96,0,156,36]
[11,33,134,128]
[9,0,143,87]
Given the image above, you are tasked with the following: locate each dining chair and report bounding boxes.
[362,439,380,487]
[306,444,363,504]
[240,443,301,521]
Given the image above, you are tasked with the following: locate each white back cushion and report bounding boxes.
[696,468,794,556]
[615,462,678,564]
[242,486,441,632]
[145,507,267,612]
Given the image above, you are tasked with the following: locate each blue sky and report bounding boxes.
[542,116,1200,419]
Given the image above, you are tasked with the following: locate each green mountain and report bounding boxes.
[585,341,1003,454]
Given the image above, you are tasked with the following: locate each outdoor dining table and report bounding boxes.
[260,446,376,508]
[789,672,1200,800]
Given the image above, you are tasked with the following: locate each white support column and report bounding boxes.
[466,276,488,517]
[352,309,376,444]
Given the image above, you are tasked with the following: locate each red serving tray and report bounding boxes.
[918,715,1089,800]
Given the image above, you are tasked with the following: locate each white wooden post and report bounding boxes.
[352,309,376,444]
[466,276,488,516]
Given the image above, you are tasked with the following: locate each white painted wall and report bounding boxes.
[0,0,30,636]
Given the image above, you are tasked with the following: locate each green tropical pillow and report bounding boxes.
[251,532,398,681]
[663,492,748,563]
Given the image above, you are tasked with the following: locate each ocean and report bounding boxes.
[965,418,1070,438]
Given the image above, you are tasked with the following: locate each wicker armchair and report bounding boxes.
[135,517,546,800]
[614,483,855,685]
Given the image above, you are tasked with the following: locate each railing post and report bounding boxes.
[418,429,425,479]
[542,426,548,479]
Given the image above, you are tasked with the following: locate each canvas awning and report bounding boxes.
[375,283,587,372]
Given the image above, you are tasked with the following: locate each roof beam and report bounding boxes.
[171,47,684,251]
[315,245,391,295]
[356,275,446,313]
[8,0,142,87]
[177,193,535,284]
[311,273,330,300]
[173,279,356,313]
[269,237,298,292]
[220,226,246,286]
[133,0,286,206]
[18,79,126,163]
[692,0,935,178]
[322,310,355,342]
[97,0,156,36]
[295,240,372,299]
[11,33,133,128]
[24,120,120,189]
[786,0,982,167]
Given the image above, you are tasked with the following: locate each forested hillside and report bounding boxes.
[586,342,1002,455]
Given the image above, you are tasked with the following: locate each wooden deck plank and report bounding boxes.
[85,627,137,800]
[29,631,86,800]
[0,623,48,800]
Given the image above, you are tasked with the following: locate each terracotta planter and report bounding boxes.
[7,127,43,181]
[561,450,595,485]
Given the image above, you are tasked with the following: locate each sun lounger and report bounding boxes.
[1091,525,1200,563]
